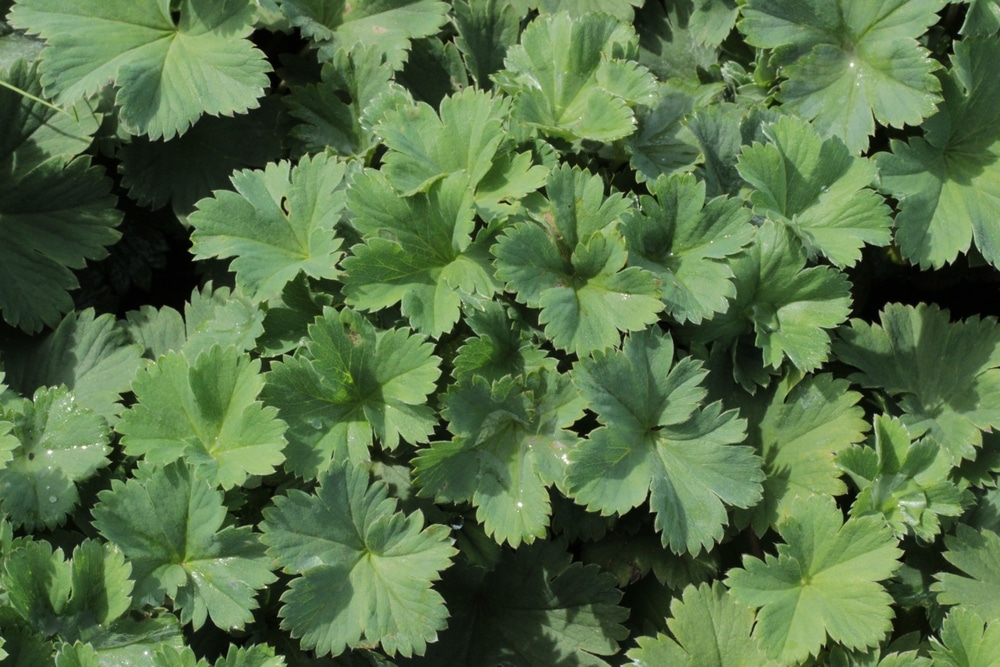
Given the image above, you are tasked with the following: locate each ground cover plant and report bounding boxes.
[2,0,1000,665]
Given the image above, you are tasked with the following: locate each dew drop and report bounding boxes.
[849,61,856,68]
[516,501,524,509]
[310,418,323,430]
[48,496,57,504]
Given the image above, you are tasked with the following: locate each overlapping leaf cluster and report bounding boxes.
[2,1,1000,665]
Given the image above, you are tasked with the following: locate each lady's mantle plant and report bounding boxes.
[2,1,1000,665]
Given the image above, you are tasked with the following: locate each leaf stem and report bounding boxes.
[0,79,76,120]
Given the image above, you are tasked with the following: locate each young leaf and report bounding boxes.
[9,0,271,140]
[279,0,450,69]
[190,153,348,303]
[874,38,1000,269]
[116,346,287,490]
[262,307,440,479]
[91,461,277,631]
[932,525,1000,622]
[626,582,776,667]
[742,373,869,535]
[738,0,944,152]
[495,11,655,142]
[376,87,521,195]
[930,608,1000,667]
[493,165,663,355]
[0,387,110,531]
[260,460,456,658]
[413,369,585,547]
[737,115,892,267]
[623,172,754,324]
[342,170,499,337]
[834,303,1000,463]
[837,415,964,540]
[726,495,903,664]
[566,327,763,554]
[407,539,628,666]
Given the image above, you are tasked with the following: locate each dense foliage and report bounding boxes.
[2,1,1000,665]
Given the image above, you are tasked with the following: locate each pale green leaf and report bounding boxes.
[930,608,1000,667]
[1,308,143,423]
[182,283,265,360]
[190,153,348,303]
[627,582,776,667]
[116,346,287,489]
[737,115,892,267]
[260,460,456,658]
[743,373,869,535]
[624,172,753,324]
[92,461,276,631]
[624,83,703,184]
[10,0,270,139]
[495,11,651,142]
[874,38,1000,269]
[493,165,662,355]
[262,307,440,479]
[0,386,110,531]
[413,369,585,547]
[961,0,1000,35]
[726,495,903,664]
[689,0,739,47]
[834,302,1000,463]
[280,0,450,69]
[933,525,1000,622]
[738,0,944,152]
[342,170,499,337]
[837,415,963,540]
[567,328,763,554]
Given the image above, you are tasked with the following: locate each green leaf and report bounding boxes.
[0,152,120,333]
[495,11,654,142]
[687,102,780,198]
[689,0,740,47]
[624,82,704,184]
[118,98,283,216]
[413,369,585,547]
[726,495,903,664]
[0,308,143,423]
[83,615,186,665]
[283,45,403,158]
[342,170,499,337]
[566,327,763,554]
[874,38,1000,269]
[212,644,285,667]
[182,283,265,360]
[742,373,869,535]
[279,0,450,69]
[627,582,776,667]
[837,415,963,540]
[493,165,663,355]
[376,87,513,195]
[408,540,628,666]
[623,172,753,324]
[10,0,271,139]
[930,608,1000,667]
[0,386,110,531]
[452,300,555,383]
[190,153,348,303]
[262,307,440,479]
[738,0,944,152]
[737,115,892,267]
[452,0,520,89]
[91,461,276,631]
[933,525,1000,621]
[0,59,98,173]
[116,346,287,490]
[260,460,456,658]
[961,0,1000,35]
[833,302,1000,463]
